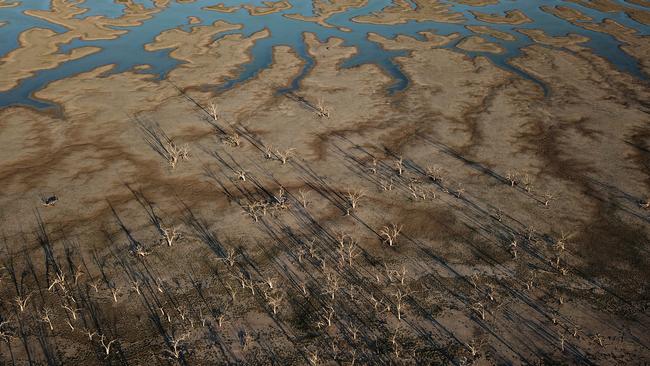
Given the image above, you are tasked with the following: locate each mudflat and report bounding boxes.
[0,0,649,364]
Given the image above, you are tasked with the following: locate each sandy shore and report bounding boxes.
[517,28,590,48]
[0,0,169,90]
[352,0,464,25]
[456,35,505,53]
[0,28,101,92]
[0,0,19,7]
[243,0,291,16]
[466,25,517,41]
[284,0,366,29]
[470,9,532,24]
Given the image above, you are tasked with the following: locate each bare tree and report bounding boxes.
[223,132,242,147]
[298,188,310,208]
[73,265,84,285]
[393,289,409,320]
[208,100,219,121]
[425,165,444,182]
[167,332,189,359]
[166,141,190,169]
[509,239,518,259]
[62,304,80,321]
[276,148,296,165]
[346,189,365,210]
[222,248,238,267]
[466,338,484,357]
[39,308,54,330]
[236,170,247,182]
[48,272,66,292]
[369,158,378,174]
[225,282,238,302]
[395,157,404,176]
[316,97,331,118]
[380,178,394,191]
[267,290,284,315]
[543,192,555,207]
[85,329,97,340]
[99,334,117,357]
[506,170,519,186]
[308,350,320,365]
[471,302,486,320]
[593,333,604,347]
[379,224,403,247]
[161,226,181,246]
[110,285,121,303]
[338,239,360,267]
[264,144,274,160]
[15,291,32,312]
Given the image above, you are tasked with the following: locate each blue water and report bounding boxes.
[0,0,649,109]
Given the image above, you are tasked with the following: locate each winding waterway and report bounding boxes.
[0,0,648,108]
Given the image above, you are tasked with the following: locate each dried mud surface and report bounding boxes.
[1,0,650,365]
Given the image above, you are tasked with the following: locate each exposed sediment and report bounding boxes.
[352,0,465,24]
[456,35,505,53]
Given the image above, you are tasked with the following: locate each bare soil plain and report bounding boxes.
[0,0,650,365]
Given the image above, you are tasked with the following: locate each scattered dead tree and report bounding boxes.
[14,291,32,312]
[393,289,409,320]
[98,334,117,358]
[337,238,360,267]
[39,308,54,331]
[221,248,238,267]
[395,157,404,176]
[346,189,365,210]
[161,226,181,246]
[276,148,296,165]
[222,132,242,147]
[425,165,444,182]
[506,170,519,187]
[166,332,189,359]
[316,97,331,118]
[298,188,310,208]
[208,100,220,121]
[380,224,403,247]
[543,192,555,207]
[264,144,274,160]
[236,170,248,182]
[166,140,190,169]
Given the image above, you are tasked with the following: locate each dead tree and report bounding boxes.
[99,334,117,357]
[346,189,365,210]
[380,224,403,247]
[298,188,310,208]
[276,148,296,165]
[39,308,54,330]
[161,226,181,246]
[167,333,189,359]
[14,291,32,312]
[208,100,219,121]
[166,141,190,169]
[316,97,331,118]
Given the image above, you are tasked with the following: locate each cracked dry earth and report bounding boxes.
[1,4,650,366]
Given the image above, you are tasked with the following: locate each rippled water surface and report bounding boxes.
[0,0,649,108]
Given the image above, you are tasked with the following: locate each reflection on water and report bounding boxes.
[0,0,648,108]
